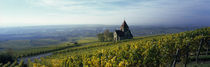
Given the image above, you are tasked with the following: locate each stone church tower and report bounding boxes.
[114,20,133,41]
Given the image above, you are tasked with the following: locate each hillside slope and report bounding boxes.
[26,27,209,67]
[1,27,209,67]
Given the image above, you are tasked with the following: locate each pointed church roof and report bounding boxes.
[120,20,129,29]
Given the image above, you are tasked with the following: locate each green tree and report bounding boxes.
[97,33,105,41]
[97,29,113,42]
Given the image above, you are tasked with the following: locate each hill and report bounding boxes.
[0,25,203,49]
[0,27,209,67]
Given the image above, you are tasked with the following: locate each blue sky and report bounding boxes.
[0,0,210,27]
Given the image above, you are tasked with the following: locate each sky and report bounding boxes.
[0,0,210,27]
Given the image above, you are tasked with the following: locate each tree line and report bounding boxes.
[97,30,113,42]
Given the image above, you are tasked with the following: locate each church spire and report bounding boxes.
[120,20,129,31]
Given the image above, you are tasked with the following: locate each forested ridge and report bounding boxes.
[0,27,209,67]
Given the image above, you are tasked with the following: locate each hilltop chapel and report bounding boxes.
[114,20,133,41]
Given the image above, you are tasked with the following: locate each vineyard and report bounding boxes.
[0,27,209,67]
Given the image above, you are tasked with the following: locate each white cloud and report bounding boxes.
[1,0,210,27]
[25,0,142,13]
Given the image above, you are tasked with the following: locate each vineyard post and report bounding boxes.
[184,43,190,67]
[206,37,209,55]
[171,49,180,67]
[196,39,204,64]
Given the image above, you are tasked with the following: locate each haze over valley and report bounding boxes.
[0,0,209,67]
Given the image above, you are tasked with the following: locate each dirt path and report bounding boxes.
[16,42,94,64]
[17,53,52,64]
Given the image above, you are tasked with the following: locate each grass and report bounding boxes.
[0,40,31,49]
[0,37,97,51]
[187,61,210,67]
[76,37,98,43]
